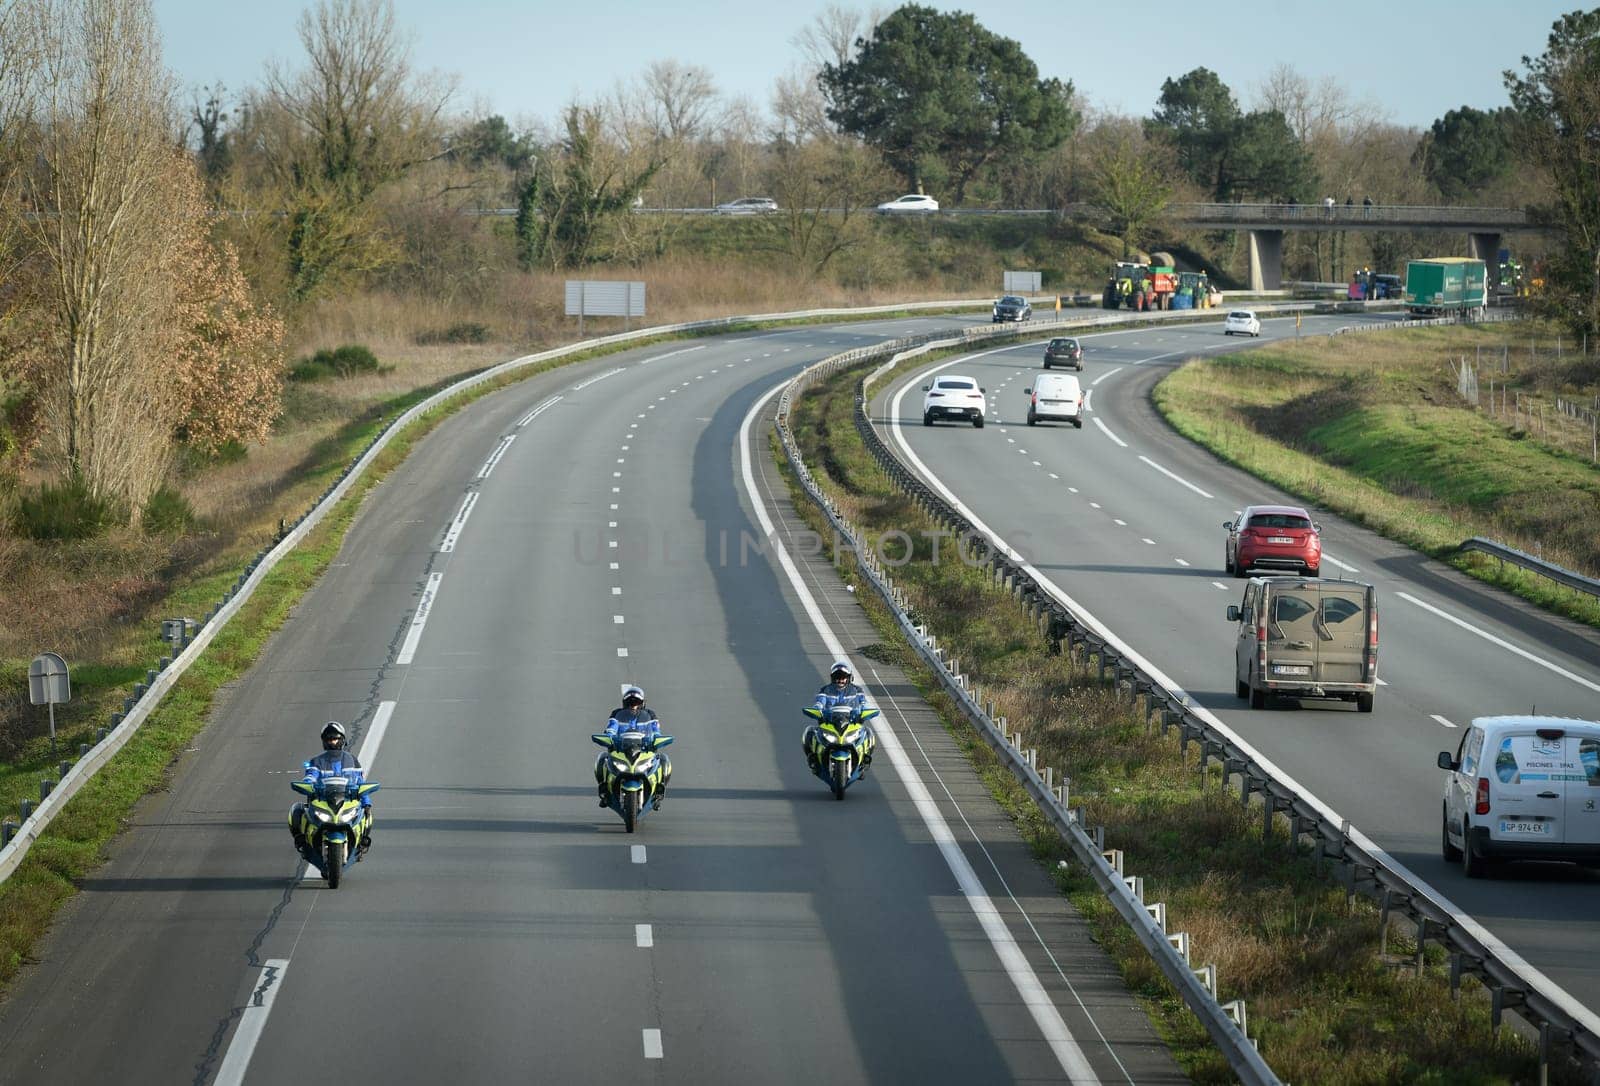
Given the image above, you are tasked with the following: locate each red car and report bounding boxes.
[1224,504,1322,577]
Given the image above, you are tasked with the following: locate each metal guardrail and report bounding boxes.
[772,324,1600,1082]
[1458,538,1600,599]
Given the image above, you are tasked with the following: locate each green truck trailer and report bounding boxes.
[1404,257,1487,318]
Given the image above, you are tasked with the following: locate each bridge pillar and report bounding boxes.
[1468,232,1503,286]
[1247,229,1283,292]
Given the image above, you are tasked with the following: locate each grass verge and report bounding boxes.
[775,348,1575,1084]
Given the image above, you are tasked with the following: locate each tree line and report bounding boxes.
[2,0,1595,528]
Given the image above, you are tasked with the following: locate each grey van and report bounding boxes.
[1226,577,1377,711]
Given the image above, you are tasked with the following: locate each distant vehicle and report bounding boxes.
[878,194,939,214]
[1024,372,1082,428]
[921,374,986,428]
[1438,716,1600,877]
[1224,310,1261,337]
[1226,577,1377,712]
[714,196,778,215]
[992,295,1032,322]
[1224,504,1322,576]
[1405,257,1487,318]
[1043,337,1083,370]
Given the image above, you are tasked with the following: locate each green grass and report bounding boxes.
[1153,323,1600,628]
[774,349,1575,1084]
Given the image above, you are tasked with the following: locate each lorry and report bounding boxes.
[1404,257,1487,319]
[1227,577,1377,712]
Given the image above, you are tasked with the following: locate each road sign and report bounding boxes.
[1003,270,1041,293]
[28,653,69,705]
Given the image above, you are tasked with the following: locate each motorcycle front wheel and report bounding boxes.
[622,791,641,833]
[830,760,849,800]
[326,840,345,888]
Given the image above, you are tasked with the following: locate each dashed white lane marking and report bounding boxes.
[631,845,647,864]
[617,647,629,657]
[741,380,1101,1084]
[612,486,621,493]
[1138,455,1214,499]
[1175,558,1190,567]
[439,492,479,553]
[613,615,625,624]
[612,587,622,595]
[1032,460,1041,467]
[1212,581,1231,590]
[477,435,515,479]
[1089,502,1101,509]
[1068,486,1079,493]
[636,924,653,948]
[1091,367,1121,386]
[610,504,619,510]
[1321,553,1360,573]
[609,520,618,528]
[396,572,444,665]
[609,541,619,549]
[1397,591,1600,694]
[642,1029,663,1059]
[617,458,625,463]
[212,959,291,1086]
[570,366,624,391]
[1432,714,1458,728]
[1091,417,1127,447]
[516,395,562,427]
[1113,518,1126,526]
[1048,472,1059,479]
[613,471,622,478]
[1378,678,1388,686]
[1083,390,1093,411]
[609,562,619,570]
[1142,538,1157,545]
[639,345,703,366]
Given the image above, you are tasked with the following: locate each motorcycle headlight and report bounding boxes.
[311,807,334,823]
[840,726,861,743]
[609,754,630,772]
[337,806,362,824]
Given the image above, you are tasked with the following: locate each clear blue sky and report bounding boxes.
[153,0,1572,130]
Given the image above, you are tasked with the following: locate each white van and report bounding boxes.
[1024,373,1082,428]
[1438,715,1600,877]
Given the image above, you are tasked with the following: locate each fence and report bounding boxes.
[773,326,1600,1083]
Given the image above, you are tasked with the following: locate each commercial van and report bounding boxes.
[1438,716,1600,877]
[1226,577,1377,711]
[1024,373,1083,427]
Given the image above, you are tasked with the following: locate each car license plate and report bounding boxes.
[1272,664,1311,676]
[1267,536,1293,544]
[1498,821,1549,835]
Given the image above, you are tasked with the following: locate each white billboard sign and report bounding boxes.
[565,280,645,318]
[1003,270,1042,293]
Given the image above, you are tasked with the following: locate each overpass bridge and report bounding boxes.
[1061,202,1542,291]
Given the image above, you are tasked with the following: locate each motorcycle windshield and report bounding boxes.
[320,777,350,804]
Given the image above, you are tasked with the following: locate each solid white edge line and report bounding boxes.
[477,434,516,479]
[1090,367,1121,386]
[396,572,444,666]
[741,380,1100,1085]
[883,356,1600,1041]
[570,366,626,392]
[213,958,290,1086]
[1091,417,1126,447]
[1397,591,1600,694]
[1137,455,1214,500]
[642,1029,663,1059]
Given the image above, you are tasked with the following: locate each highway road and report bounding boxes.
[0,315,1184,1084]
[871,312,1600,1018]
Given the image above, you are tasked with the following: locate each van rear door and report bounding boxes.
[1312,583,1369,685]
[1487,730,1569,846]
[1263,585,1318,683]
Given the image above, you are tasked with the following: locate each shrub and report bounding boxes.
[142,486,196,535]
[414,321,491,346]
[289,344,382,382]
[13,475,122,540]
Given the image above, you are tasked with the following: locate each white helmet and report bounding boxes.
[829,662,852,681]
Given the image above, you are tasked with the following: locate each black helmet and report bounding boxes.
[622,686,645,707]
[829,661,852,682]
[320,721,347,750]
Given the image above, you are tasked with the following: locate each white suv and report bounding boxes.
[921,375,987,428]
[1438,715,1600,877]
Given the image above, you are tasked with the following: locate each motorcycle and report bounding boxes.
[290,772,379,888]
[592,728,674,832]
[802,701,879,800]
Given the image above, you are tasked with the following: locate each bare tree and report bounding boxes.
[777,6,884,141]
[641,59,719,143]
[249,0,454,302]
[760,135,894,277]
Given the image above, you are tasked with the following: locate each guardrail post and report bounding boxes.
[57,761,71,780]
[0,821,14,846]
[39,779,52,802]
[1415,917,1429,976]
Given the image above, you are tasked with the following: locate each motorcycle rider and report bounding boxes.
[289,721,373,856]
[596,686,672,809]
[806,662,868,773]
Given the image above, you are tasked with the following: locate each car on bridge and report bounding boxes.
[1438,716,1600,877]
[922,375,986,427]
[878,193,939,214]
[715,196,778,215]
[1224,310,1261,336]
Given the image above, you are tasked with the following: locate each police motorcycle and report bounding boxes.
[290,771,379,888]
[592,724,674,832]
[802,697,879,800]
